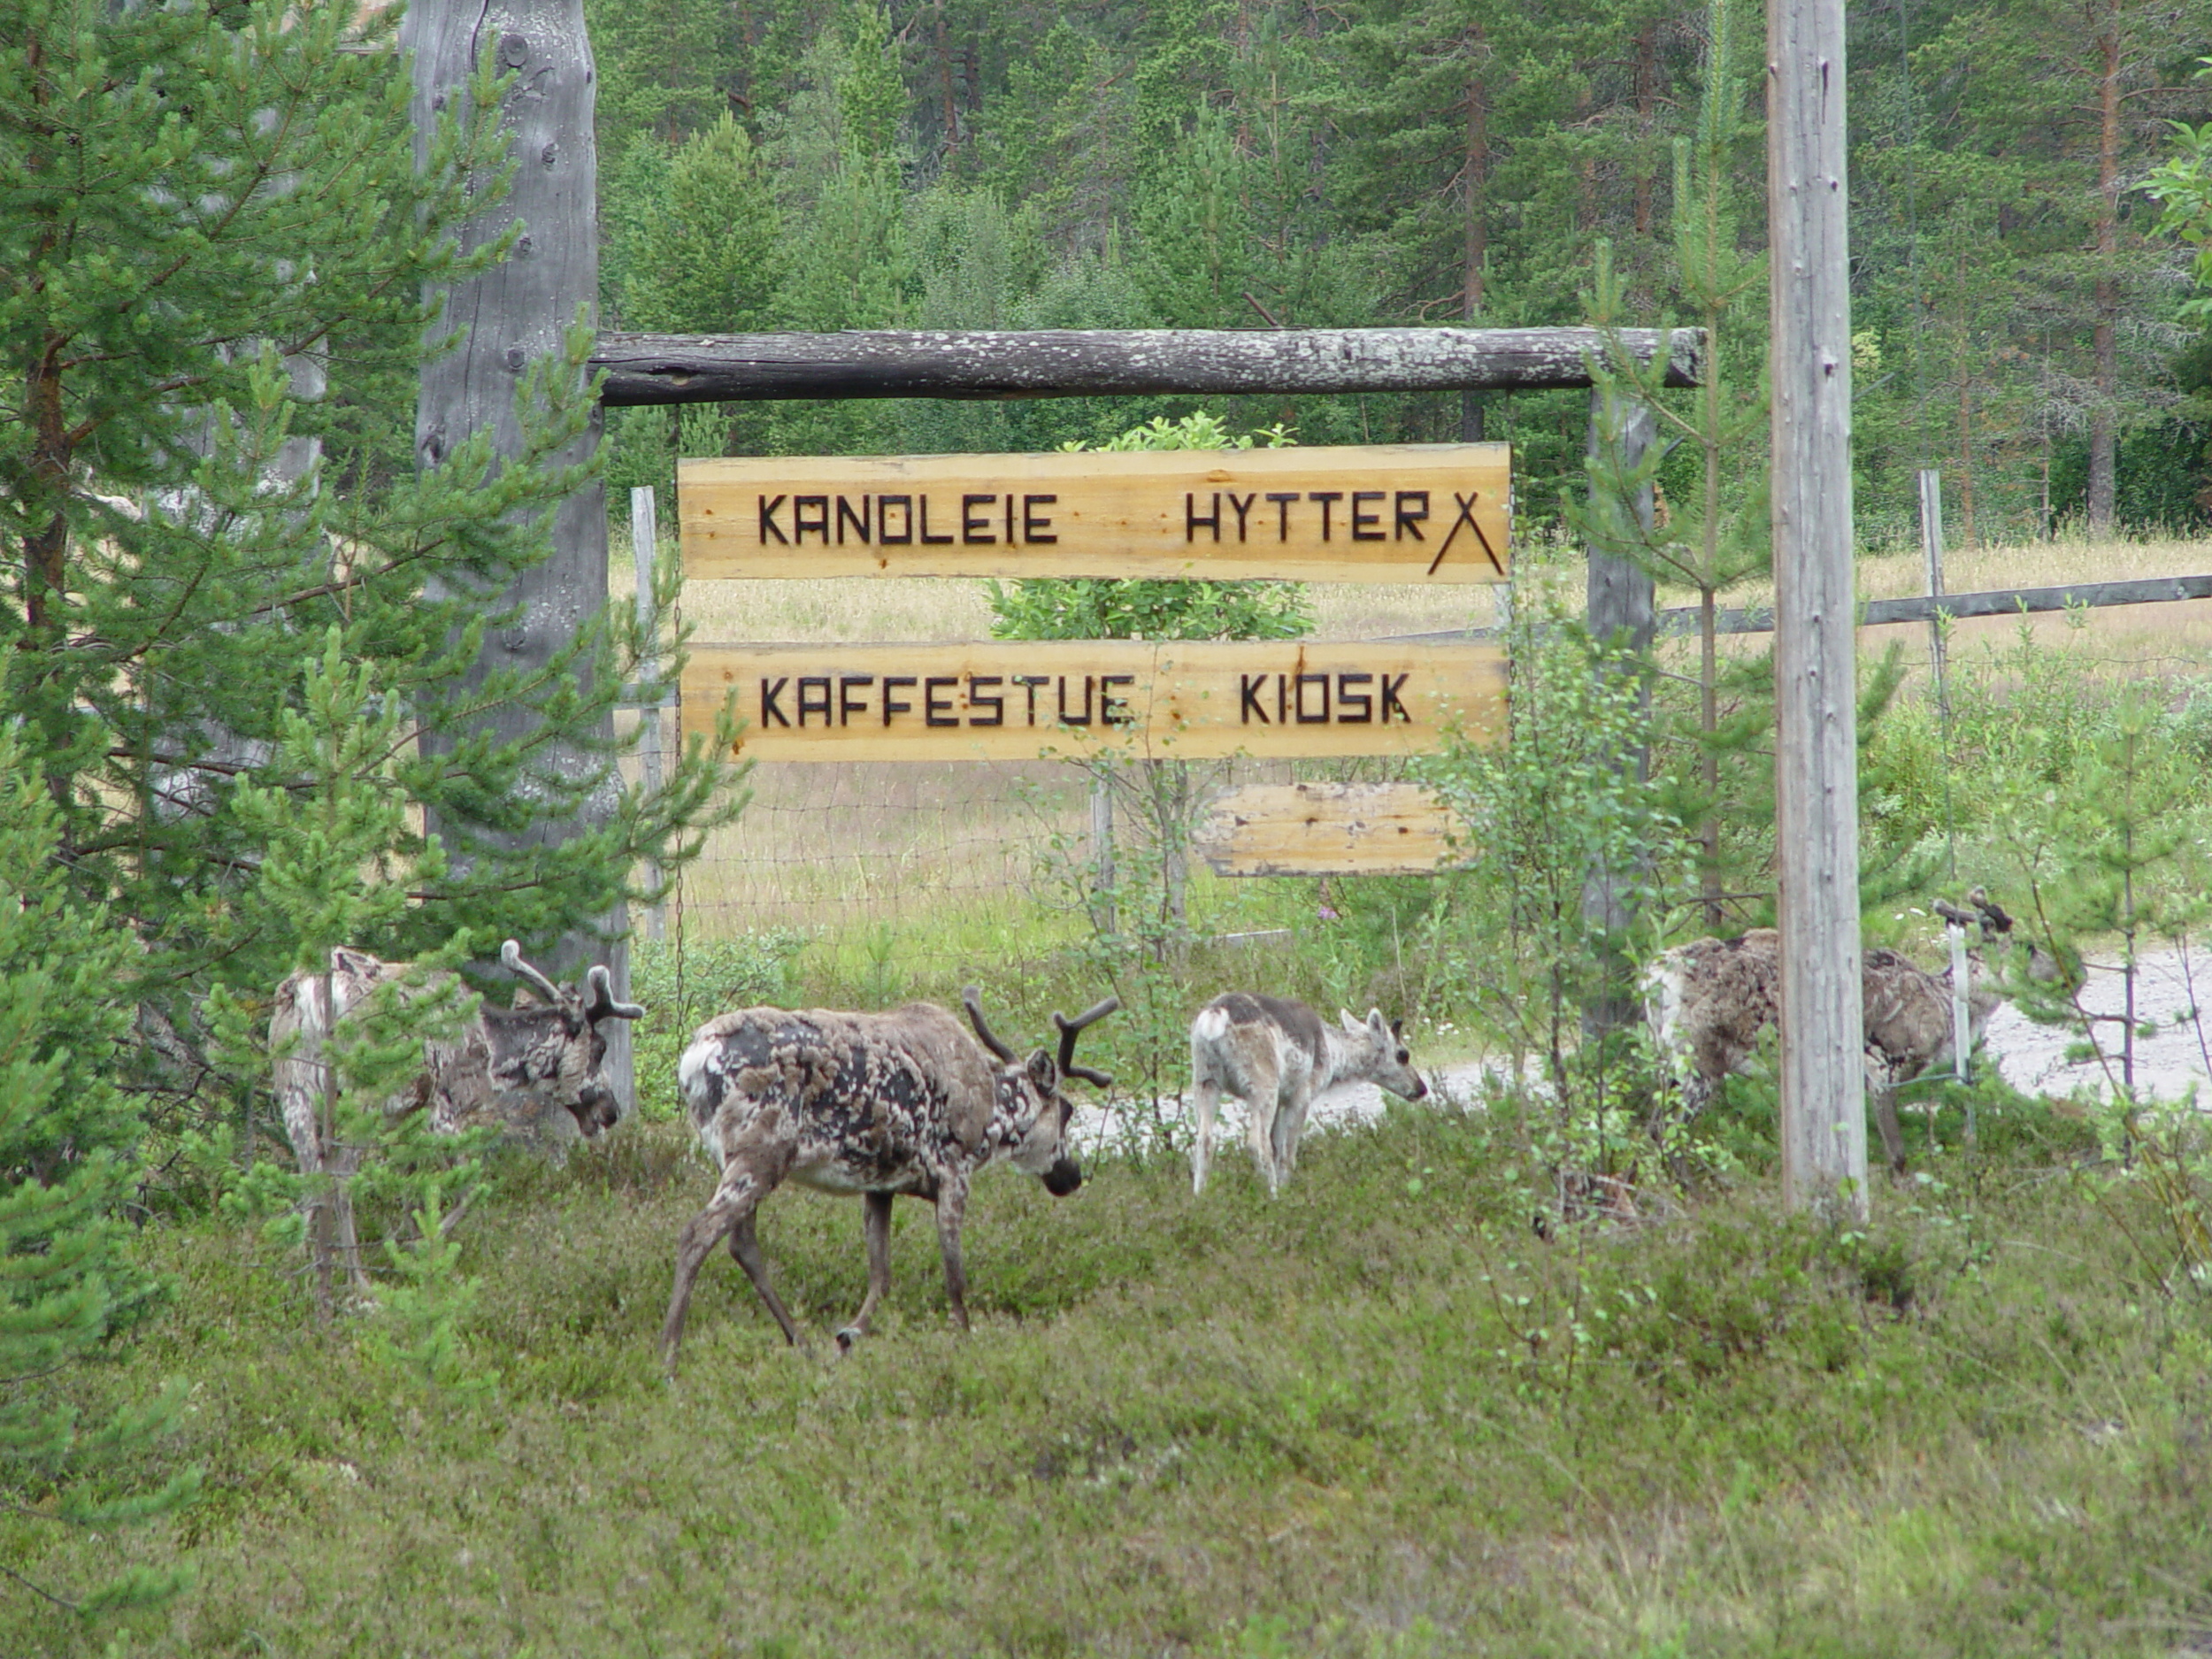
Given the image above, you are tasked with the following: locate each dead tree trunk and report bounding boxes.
[404,0,632,1118]
[591,326,1706,406]
[2089,11,2122,534]
[1769,0,1867,1218]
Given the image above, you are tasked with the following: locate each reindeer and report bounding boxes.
[1188,995,1428,1197]
[658,988,1118,1369]
[1646,909,2012,1173]
[271,941,643,1296]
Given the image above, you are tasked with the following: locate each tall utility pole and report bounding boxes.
[1769,0,1866,1215]
[404,0,632,1118]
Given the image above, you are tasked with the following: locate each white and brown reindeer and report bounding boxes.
[271,940,644,1295]
[1645,891,2046,1172]
[658,987,1118,1369]
[1187,994,1429,1197]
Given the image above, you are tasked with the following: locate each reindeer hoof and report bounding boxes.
[834,1325,863,1353]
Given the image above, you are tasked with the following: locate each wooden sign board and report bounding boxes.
[1194,782,1464,877]
[679,443,1510,584]
[682,641,1503,763]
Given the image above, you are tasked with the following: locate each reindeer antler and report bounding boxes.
[1054,995,1120,1089]
[1932,897,1978,930]
[500,939,568,1007]
[584,964,646,1022]
[961,985,1018,1062]
[1968,886,2016,936]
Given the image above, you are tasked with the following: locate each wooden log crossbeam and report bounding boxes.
[1383,572,2212,645]
[592,326,1705,407]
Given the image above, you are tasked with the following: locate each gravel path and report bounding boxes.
[1076,946,2212,1155]
[1985,944,2212,1104]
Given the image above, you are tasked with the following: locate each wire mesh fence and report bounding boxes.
[615,499,2212,1131]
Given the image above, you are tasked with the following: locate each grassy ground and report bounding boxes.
[19,1096,2212,1656]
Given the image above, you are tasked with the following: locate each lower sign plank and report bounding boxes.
[682,641,1504,762]
[1194,782,1464,877]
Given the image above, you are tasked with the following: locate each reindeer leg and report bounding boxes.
[1872,1080,1909,1176]
[726,1212,805,1348]
[1191,1077,1221,1195]
[836,1191,895,1353]
[333,1145,373,1302]
[933,1171,972,1333]
[661,1155,792,1372]
[1273,1085,1311,1187]
[1249,1072,1287,1197]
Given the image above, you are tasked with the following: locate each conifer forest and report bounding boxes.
[595,0,2212,542]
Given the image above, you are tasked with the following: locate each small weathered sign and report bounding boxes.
[679,443,1510,584]
[681,641,1503,763]
[1194,781,1463,877]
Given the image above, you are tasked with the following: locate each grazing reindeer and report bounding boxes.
[271,941,643,1295]
[1188,995,1428,1197]
[659,988,1118,1369]
[1646,923,2002,1174]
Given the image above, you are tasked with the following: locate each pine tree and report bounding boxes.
[621,115,781,333]
[0,726,198,1616]
[0,0,735,1059]
[586,0,745,173]
[1909,0,2212,534]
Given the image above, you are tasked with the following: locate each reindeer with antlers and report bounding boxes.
[659,987,1118,1368]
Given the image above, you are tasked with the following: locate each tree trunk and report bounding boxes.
[593,326,1707,404]
[405,0,632,1118]
[1769,0,1867,1219]
[1462,49,1490,443]
[1463,50,1488,320]
[2088,10,2122,534]
[1633,23,1663,238]
[935,2,960,158]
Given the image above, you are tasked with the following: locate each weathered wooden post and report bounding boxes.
[1581,383,1657,1033]
[1585,387,1658,659]
[1769,0,1867,1216]
[405,0,632,1116]
[630,485,667,943]
[1917,467,1952,718]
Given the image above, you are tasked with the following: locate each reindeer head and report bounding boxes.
[488,941,646,1136]
[962,988,1119,1195]
[1936,889,2071,993]
[1340,1008,1429,1101]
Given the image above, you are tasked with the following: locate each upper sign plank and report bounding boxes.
[679,443,1510,583]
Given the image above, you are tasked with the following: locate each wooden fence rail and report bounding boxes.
[1388,572,2212,645]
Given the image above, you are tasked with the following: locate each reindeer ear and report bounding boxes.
[1339,1009,1363,1033]
[1025,1048,1058,1094]
[1366,1008,1390,1037]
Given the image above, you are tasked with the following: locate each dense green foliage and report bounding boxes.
[0,0,741,1604]
[27,1099,2212,1654]
[0,729,197,1615]
[591,0,2212,539]
[0,0,734,1049]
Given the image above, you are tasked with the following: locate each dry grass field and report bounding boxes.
[618,527,2212,967]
